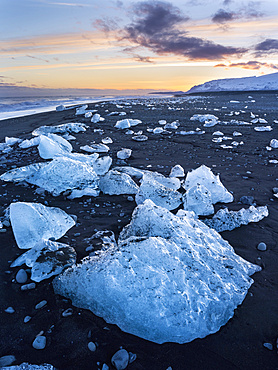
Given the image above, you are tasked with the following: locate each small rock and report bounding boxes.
[0,355,16,367]
[5,306,15,314]
[3,220,10,227]
[35,300,47,310]
[257,242,267,251]
[21,283,36,291]
[111,349,129,370]
[32,335,46,350]
[16,269,28,284]
[88,342,97,352]
[263,342,273,350]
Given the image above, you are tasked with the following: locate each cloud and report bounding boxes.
[133,54,154,63]
[122,1,246,60]
[212,1,263,24]
[254,38,278,56]
[93,18,119,33]
[212,9,235,24]
[215,60,278,70]
[26,54,50,63]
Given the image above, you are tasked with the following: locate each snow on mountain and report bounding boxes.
[186,72,278,94]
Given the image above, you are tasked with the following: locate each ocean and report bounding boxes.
[0,96,116,121]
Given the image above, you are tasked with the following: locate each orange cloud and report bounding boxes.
[215,60,278,70]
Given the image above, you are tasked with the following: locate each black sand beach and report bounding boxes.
[0,92,278,369]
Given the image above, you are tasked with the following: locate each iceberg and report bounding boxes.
[9,202,75,249]
[19,137,41,149]
[203,206,269,232]
[117,148,132,160]
[11,239,76,282]
[135,174,182,210]
[99,170,139,195]
[38,134,72,159]
[24,157,99,196]
[183,185,214,216]
[183,165,233,204]
[32,122,87,136]
[115,119,142,129]
[54,200,260,344]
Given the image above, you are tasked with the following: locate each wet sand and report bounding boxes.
[0,92,278,369]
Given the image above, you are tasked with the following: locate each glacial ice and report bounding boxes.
[11,239,76,282]
[75,105,88,115]
[142,171,181,190]
[183,185,214,216]
[80,143,110,153]
[38,134,72,159]
[135,174,182,210]
[117,148,132,160]
[9,202,75,249]
[190,114,219,127]
[169,164,185,178]
[32,122,87,136]
[270,139,278,148]
[53,200,260,344]
[203,206,269,232]
[67,188,100,199]
[99,170,139,195]
[114,119,142,129]
[0,155,109,190]
[5,137,22,146]
[183,165,233,204]
[19,137,41,149]
[132,135,148,141]
[2,363,55,369]
[25,157,99,196]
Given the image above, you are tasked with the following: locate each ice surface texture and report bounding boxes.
[1,157,99,196]
[10,202,75,249]
[53,200,260,344]
[11,239,76,282]
[183,184,214,216]
[203,206,268,232]
[184,165,233,204]
[99,170,139,195]
[32,122,87,136]
[38,134,72,159]
[135,174,182,210]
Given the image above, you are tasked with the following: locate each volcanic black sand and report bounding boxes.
[0,92,278,370]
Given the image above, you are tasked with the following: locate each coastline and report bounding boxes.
[0,92,278,369]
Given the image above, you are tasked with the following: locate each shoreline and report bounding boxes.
[0,92,278,369]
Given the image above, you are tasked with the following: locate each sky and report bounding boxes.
[1,0,278,94]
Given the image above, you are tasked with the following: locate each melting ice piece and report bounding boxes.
[132,135,148,141]
[143,171,181,190]
[38,134,72,159]
[76,105,88,115]
[5,137,22,146]
[169,164,185,178]
[184,165,233,204]
[32,122,87,136]
[19,137,41,149]
[117,148,132,160]
[0,163,45,182]
[115,119,142,129]
[1,363,55,369]
[203,206,268,232]
[80,143,110,153]
[9,202,75,249]
[183,185,214,216]
[26,157,99,196]
[135,174,182,210]
[53,199,261,344]
[11,239,76,282]
[270,139,278,149]
[67,188,100,199]
[113,166,145,180]
[190,114,219,127]
[254,126,272,132]
[99,170,139,195]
